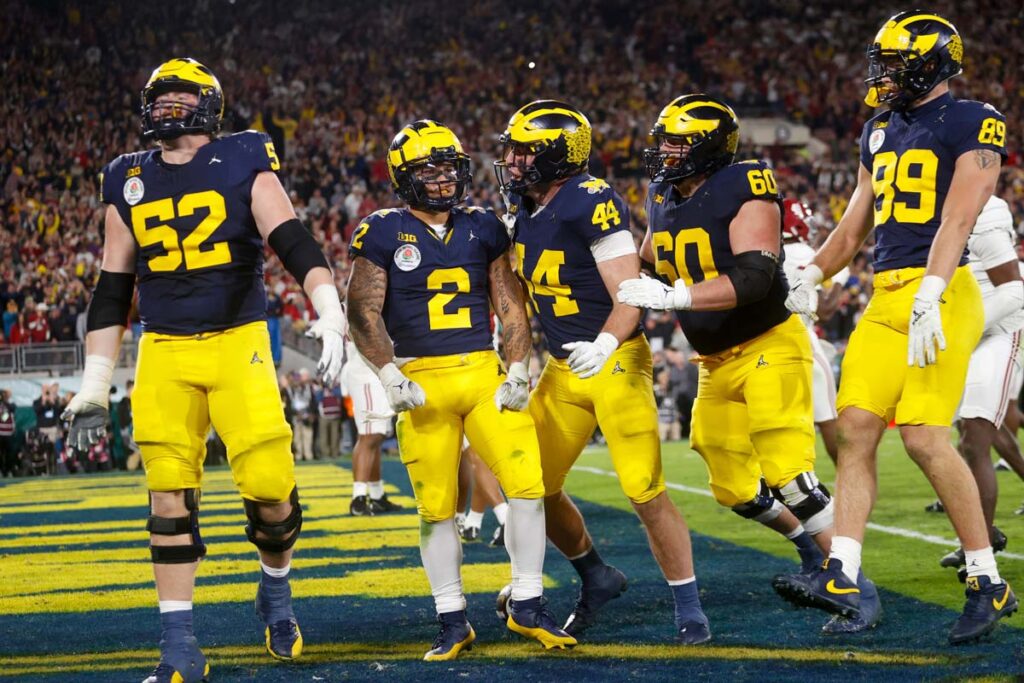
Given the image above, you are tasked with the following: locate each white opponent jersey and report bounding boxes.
[968,196,1024,333]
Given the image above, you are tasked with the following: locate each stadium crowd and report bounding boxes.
[1,0,1023,474]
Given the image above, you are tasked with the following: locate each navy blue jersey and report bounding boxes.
[859,93,1007,272]
[647,160,790,355]
[348,206,508,358]
[100,130,280,334]
[509,175,638,358]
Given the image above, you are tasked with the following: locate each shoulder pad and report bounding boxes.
[222,130,281,172]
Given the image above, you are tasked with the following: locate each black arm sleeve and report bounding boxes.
[726,250,778,306]
[86,270,135,332]
[268,218,331,286]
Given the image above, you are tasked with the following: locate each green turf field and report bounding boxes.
[2,430,1022,681]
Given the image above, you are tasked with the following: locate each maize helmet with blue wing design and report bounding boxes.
[864,11,963,111]
[495,100,592,193]
[644,94,739,183]
[141,58,224,141]
[387,120,472,212]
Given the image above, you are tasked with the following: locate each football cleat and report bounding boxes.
[1016,500,1024,516]
[949,576,1018,644]
[370,493,403,513]
[423,611,475,661]
[942,527,1008,583]
[507,596,578,650]
[349,495,373,517]
[995,458,1011,472]
[924,500,945,513]
[772,558,861,618]
[256,576,302,661]
[677,619,712,645]
[822,576,882,634]
[489,523,505,548]
[460,524,481,542]
[142,635,209,683]
[563,564,628,636]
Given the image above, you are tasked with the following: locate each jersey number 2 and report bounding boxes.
[131,191,230,272]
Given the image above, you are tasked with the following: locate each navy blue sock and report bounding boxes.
[257,569,294,623]
[791,531,822,569]
[160,609,194,643]
[670,580,706,628]
[569,547,605,580]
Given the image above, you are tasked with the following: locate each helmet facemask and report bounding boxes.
[643,127,736,184]
[141,80,223,141]
[865,47,941,111]
[394,148,472,212]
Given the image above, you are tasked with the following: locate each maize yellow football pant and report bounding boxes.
[530,335,665,504]
[689,315,817,507]
[397,350,544,522]
[837,265,983,426]
[132,321,295,502]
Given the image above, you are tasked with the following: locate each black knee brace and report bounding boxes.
[732,479,783,523]
[147,488,207,564]
[244,486,302,553]
[771,472,833,534]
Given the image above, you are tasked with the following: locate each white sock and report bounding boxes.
[506,498,545,601]
[260,561,290,579]
[466,510,484,529]
[352,481,368,498]
[492,502,508,525]
[419,518,465,614]
[667,576,696,586]
[455,512,467,528]
[369,480,385,499]
[964,546,1002,584]
[158,600,193,613]
[829,536,862,582]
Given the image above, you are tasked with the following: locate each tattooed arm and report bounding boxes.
[488,251,531,365]
[924,148,1002,283]
[345,256,394,372]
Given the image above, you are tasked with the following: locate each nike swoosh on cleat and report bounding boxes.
[993,585,1011,611]
[825,579,860,595]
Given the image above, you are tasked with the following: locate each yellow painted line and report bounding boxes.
[1,640,957,676]
[0,563,535,614]
[0,555,399,598]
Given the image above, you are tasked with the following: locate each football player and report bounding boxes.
[937,196,1023,576]
[456,441,509,546]
[62,59,345,682]
[779,12,1016,643]
[780,199,845,464]
[346,120,575,660]
[497,101,710,643]
[339,321,403,516]
[617,95,866,633]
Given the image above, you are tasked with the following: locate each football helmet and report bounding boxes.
[141,58,224,141]
[495,100,591,193]
[644,94,739,183]
[782,199,815,244]
[865,11,963,111]
[387,120,471,212]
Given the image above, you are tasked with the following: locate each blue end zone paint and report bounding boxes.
[1,460,1021,681]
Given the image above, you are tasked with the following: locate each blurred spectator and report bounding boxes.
[286,369,316,461]
[0,389,16,477]
[316,380,344,459]
[117,380,140,470]
[33,383,61,470]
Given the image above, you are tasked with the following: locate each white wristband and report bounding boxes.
[80,354,115,407]
[311,283,343,319]
[800,264,825,286]
[915,275,947,302]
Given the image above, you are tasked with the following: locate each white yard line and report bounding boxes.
[573,465,1024,561]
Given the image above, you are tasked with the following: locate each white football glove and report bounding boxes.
[61,354,114,453]
[908,275,947,368]
[785,264,823,320]
[499,189,517,238]
[562,332,619,379]
[495,361,530,411]
[306,284,346,386]
[617,276,692,310]
[378,362,426,413]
